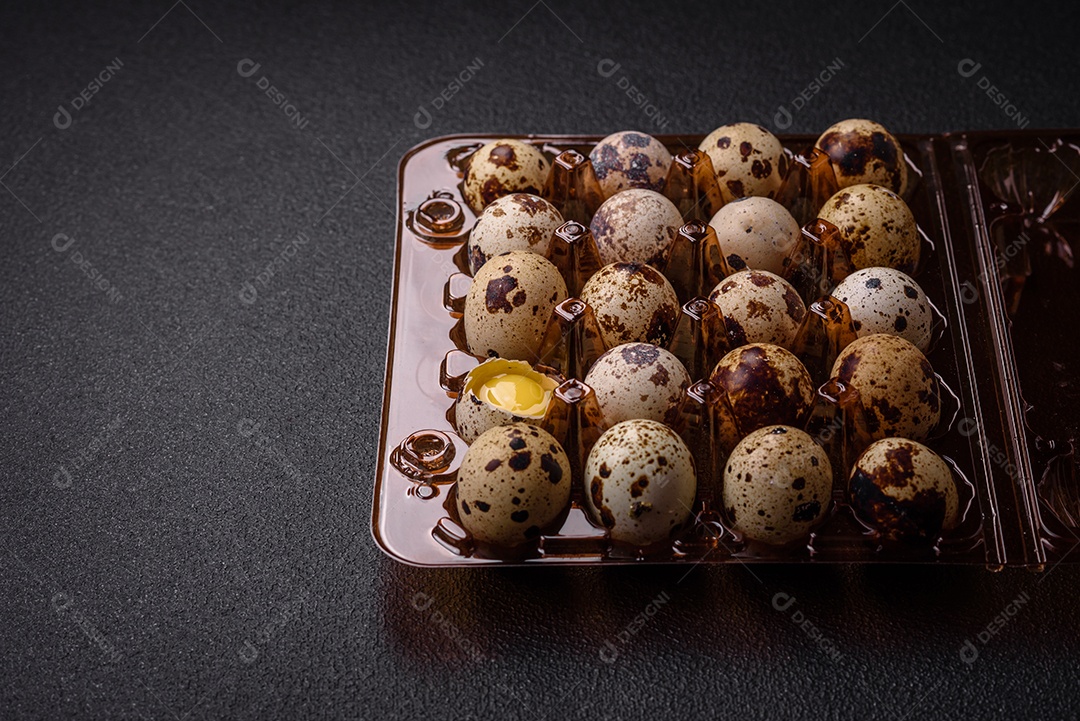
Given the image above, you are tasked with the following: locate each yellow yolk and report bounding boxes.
[479,373,548,416]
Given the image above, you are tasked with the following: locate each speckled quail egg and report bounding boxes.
[816,118,907,193]
[580,262,681,349]
[454,358,561,443]
[709,269,806,349]
[710,343,816,449]
[463,139,551,214]
[818,184,920,274]
[849,437,959,543]
[583,343,691,428]
[832,267,933,352]
[467,193,565,275]
[456,423,571,547]
[589,131,673,199]
[589,189,683,267]
[465,252,568,361]
[584,419,697,547]
[830,334,940,442]
[698,123,788,202]
[723,425,833,545]
[708,197,801,276]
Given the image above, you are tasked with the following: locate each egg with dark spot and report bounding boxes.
[467,193,565,274]
[580,262,681,349]
[589,131,672,199]
[816,118,907,193]
[832,267,932,351]
[830,334,940,442]
[709,269,806,349]
[849,437,959,544]
[454,358,560,443]
[589,189,682,267]
[583,419,696,546]
[819,184,920,274]
[584,343,691,427]
[698,123,787,202]
[463,139,551,214]
[707,197,801,276]
[723,425,833,545]
[464,252,567,361]
[456,423,571,546]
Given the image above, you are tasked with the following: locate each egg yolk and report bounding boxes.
[479,373,548,416]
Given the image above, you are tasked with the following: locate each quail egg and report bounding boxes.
[709,269,806,349]
[583,343,691,428]
[816,118,907,193]
[830,334,940,442]
[707,197,802,276]
[698,123,788,202]
[710,343,815,448]
[463,139,551,214]
[832,267,933,352]
[580,262,681,349]
[723,425,833,545]
[465,251,568,361]
[849,437,960,543]
[456,423,572,547]
[467,193,565,275]
[454,358,560,444]
[584,419,697,547]
[589,189,683,267]
[589,131,673,199]
[818,184,920,274]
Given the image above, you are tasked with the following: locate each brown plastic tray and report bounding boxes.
[373,131,1080,569]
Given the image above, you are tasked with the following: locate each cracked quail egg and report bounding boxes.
[698,123,788,202]
[832,267,932,352]
[463,139,551,214]
[589,188,682,267]
[723,425,833,546]
[584,419,697,547]
[580,262,681,349]
[708,197,801,276]
[849,437,959,544]
[830,334,941,442]
[818,184,920,274]
[816,118,907,193]
[467,193,565,275]
[454,358,560,444]
[584,343,691,428]
[465,251,567,361]
[709,269,806,349]
[589,130,673,199]
[710,343,815,449]
[456,422,571,547]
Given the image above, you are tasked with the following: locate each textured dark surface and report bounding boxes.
[2,1,1079,719]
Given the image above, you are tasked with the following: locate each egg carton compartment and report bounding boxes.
[374,132,1052,569]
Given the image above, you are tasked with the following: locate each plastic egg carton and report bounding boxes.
[373,131,1080,570]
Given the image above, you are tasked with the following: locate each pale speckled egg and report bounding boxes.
[589,131,673,199]
[464,252,568,361]
[816,118,908,193]
[584,419,697,547]
[830,334,940,442]
[463,139,551,214]
[454,358,560,444]
[467,193,565,275]
[580,262,681,349]
[456,423,571,547]
[583,343,691,428]
[818,184,920,274]
[710,343,815,447]
[698,123,788,202]
[708,197,801,276]
[832,267,932,352]
[589,189,682,267]
[709,269,806,349]
[723,425,833,545]
[849,437,959,543]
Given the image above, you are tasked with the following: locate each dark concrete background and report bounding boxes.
[2,1,1078,719]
